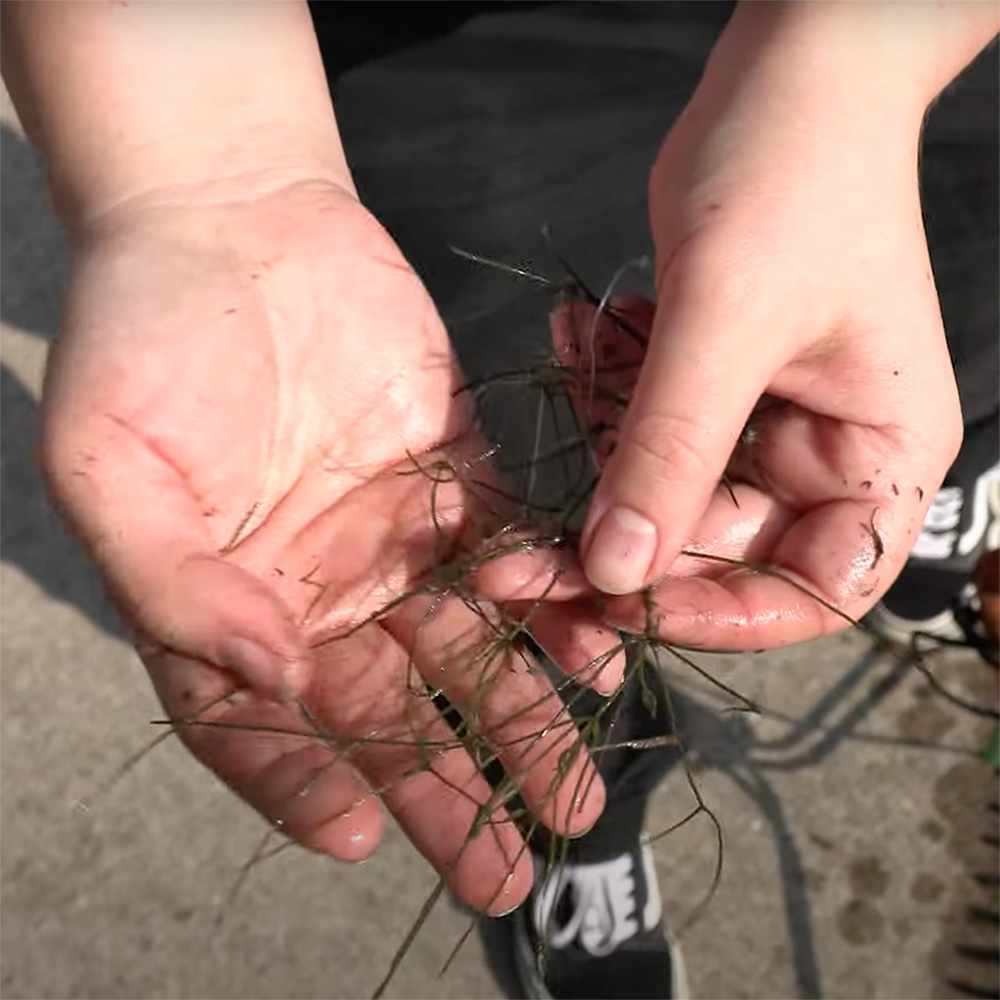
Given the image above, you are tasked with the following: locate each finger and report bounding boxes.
[549,294,654,470]
[602,493,920,649]
[148,635,534,912]
[667,480,796,578]
[578,262,783,596]
[471,543,591,603]
[519,600,627,696]
[373,723,535,915]
[242,744,385,862]
[308,622,535,915]
[383,593,606,839]
[43,417,313,701]
[142,650,384,862]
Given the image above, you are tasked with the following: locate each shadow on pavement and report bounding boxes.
[1,122,125,639]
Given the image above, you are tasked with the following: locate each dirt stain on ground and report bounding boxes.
[849,854,891,897]
[910,872,946,905]
[919,817,947,843]
[896,695,956,743]
[836,898,885,945]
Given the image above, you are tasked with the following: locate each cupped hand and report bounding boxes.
[41,180,608,914]
[573,24,962,649]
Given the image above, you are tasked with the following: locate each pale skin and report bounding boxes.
[2,0,997,913]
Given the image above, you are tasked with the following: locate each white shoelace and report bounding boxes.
[532,843,663,958]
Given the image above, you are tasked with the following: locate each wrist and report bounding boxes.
[2,0,354,231]
[56,118,354,236]
[698,1,998,143]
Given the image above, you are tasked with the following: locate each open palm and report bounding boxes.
[42,182,606,913]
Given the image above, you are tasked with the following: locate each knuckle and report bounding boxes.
[624,411,716,483]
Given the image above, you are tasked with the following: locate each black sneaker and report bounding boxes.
[866,558,999,669]
[867,411,999,648]
[510,836,688,1000]
[866,575,983,647]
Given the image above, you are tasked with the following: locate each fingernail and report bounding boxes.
[490,873,529,917]
[584,506,657,595]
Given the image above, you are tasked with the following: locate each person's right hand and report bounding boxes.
[6,0,622,918]
[570,3,998,649]
[41,178,609,915]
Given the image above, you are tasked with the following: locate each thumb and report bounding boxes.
[580,276,777,595]
[41,410,312,702]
